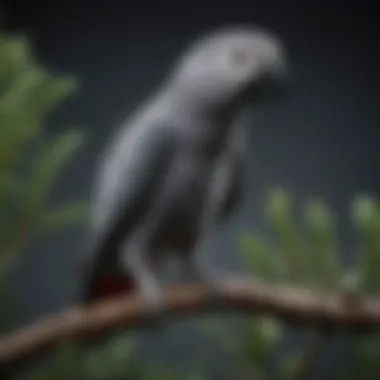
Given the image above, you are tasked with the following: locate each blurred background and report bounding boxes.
[2,0,380,379]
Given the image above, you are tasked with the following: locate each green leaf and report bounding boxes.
[0,62,77,172]
[199,316,241,356]
[0,34,32,92]
[237,232,284,282]
[0,67,46,170]
[279,352,301,380]
[28,73,78,122]
[352,195,380,293]
[304,198,340,290]
[266,189,307,284]
[242,316,281,367]
[352,195,378,228]
[0,249,19,329]
[0,249,18,287]
[349,334,380,379]
[0,173,21,194]
[84,333,135,380]
[22,342,87,380]
[40,200,88,231]
[0,131,83,253]
[0,173,22,211]
[50,342,85,379]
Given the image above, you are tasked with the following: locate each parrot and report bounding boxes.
[79,25,289,314]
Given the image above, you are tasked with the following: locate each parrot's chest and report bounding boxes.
[148,151,218,252]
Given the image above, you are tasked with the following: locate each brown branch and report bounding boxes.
[1,277,380,367]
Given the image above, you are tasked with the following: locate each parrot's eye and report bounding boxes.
[229,48,250,66]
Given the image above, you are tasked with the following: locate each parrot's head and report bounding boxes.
[168,25,289,115]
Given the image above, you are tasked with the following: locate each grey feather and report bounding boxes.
[81,120,176,284]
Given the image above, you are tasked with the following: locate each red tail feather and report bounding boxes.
[85,273,136,304]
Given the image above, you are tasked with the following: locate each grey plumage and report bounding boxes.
[80,25,289,308]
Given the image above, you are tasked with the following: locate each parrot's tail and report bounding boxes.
[79,271,137,346]
[82,271,137,305]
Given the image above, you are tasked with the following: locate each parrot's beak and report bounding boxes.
[255,60,291,101]
[239,60,291,106]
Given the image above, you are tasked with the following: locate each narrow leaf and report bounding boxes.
[304,198,340,290]
[242,316,281,367]
[40,200,88,231]
[238,232,284,282]
[352,195,380,293]
[0,131,83,253]
[266,189,307,284]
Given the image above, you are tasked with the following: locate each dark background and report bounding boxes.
[4,0,380,377]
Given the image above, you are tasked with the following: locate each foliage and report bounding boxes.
[0,32,89,330]
[17,335,184,380]
[0,31,204,380]
[202,189,380,379]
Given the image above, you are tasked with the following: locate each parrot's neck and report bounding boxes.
[160,82,244,130]
[151,85,247,159]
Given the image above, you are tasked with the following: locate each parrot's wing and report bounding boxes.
[80,122,176,283]
[216,120,246,223]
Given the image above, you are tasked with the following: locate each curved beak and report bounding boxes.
[239,59,291,106]
[257,59,291,100]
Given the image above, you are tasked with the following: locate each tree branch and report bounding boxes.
[1,277,380,367]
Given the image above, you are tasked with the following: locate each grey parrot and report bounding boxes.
[80,25,289,311]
